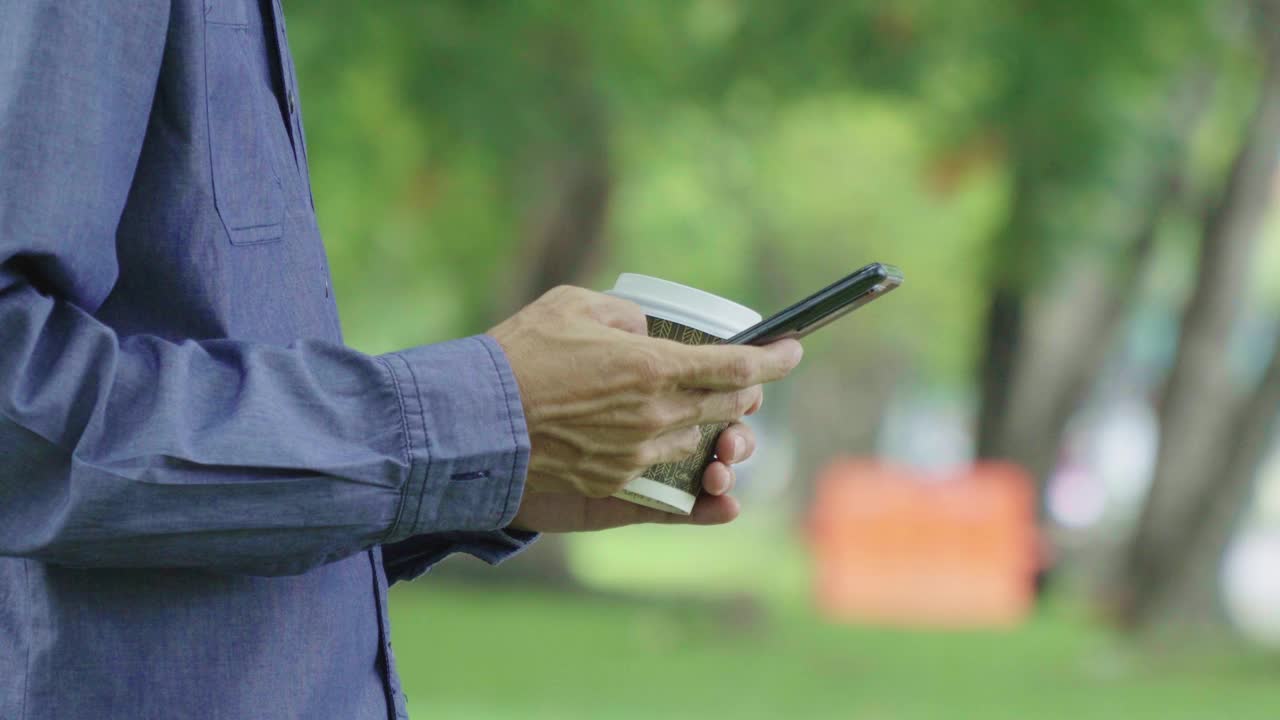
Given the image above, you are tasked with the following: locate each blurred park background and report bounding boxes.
[286,1,1280,717]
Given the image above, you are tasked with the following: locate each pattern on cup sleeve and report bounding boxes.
[642,316,726,494]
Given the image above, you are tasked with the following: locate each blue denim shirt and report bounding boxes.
[0,2,534,718]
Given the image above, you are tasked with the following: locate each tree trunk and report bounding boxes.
[976,285,1026,459]
[974,168,1038,460]
[997,240,1156,491]
[449,32,613,587]
[997,70,1213,497]
[1119,5,1280,628]
[507,138,612,308]
[787,339,903,514]
[1161,330,1280,624]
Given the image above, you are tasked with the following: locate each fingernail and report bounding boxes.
[790,341,804,365]
[732,435,745,461]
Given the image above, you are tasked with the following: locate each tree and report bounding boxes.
[1119,0,1280,628]
[971,1,1215,474]
[993,70,1215,497]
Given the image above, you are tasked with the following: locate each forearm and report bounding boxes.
[0,272,529,574]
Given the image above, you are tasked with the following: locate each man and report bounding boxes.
[0,3,802,718]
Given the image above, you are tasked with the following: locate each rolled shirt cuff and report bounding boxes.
[378,334,531,541]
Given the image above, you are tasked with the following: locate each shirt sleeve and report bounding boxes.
[0,4,530,576]
[379,341,540,584]
[381,528,540,586]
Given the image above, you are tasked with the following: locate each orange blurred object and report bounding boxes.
[809,459,1038,628]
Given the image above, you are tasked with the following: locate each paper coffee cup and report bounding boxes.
[606,274,763,514]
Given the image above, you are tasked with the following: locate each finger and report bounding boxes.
[687,493,740,526]
[685,386,762,426]
[716,423,755,465]
[529,494,739,531]
[675,339,803,391]
[585,496,676,530]
[644,426,704,465]
[702,461,735,496]
[609,493,740,527]
[518,494,665,532]
[589,294,649,335]
[583,496,704,530]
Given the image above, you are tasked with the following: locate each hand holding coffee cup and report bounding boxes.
[604,274,780,514]
[490,283,802,532]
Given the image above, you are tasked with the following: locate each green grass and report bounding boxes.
[387,519,1280,720]
[389,583,1280,720]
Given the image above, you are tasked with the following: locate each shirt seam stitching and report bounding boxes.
[364,549,400,717]
[376,355,415,544]
[476,336,521,525]
[19,559,30,720]
[397,355,435,534]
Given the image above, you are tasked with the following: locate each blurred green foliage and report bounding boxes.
[279,2,1280,714]
[286,2,1001,388]
[287,1,1278,389]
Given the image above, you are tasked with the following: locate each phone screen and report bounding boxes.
[724,263,903,346]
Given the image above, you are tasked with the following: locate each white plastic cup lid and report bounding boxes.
[607,273,761,339]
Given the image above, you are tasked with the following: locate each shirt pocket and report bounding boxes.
[204,1,286,246]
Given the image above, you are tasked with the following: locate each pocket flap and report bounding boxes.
[205,0,249,26]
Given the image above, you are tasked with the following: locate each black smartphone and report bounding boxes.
[723,263,903,346]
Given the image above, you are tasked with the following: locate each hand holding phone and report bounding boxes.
[724,263,903,346]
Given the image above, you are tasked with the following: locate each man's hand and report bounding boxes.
[507,421,757,532]
[488,285,801,531]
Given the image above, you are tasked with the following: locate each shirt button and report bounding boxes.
[288,91,297,115]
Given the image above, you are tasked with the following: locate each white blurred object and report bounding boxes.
[732,415,795,505]
[1223,526,1280,646]
[1089,397,1158,521]
[1044,396,1157,531]
[877,390,972,470]
[1046,461,1107,529]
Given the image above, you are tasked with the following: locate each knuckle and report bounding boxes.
[627,446,656,472]
[683,427,705,453]
[636,411,663,436]
[548,284,590,307]
[668,401,697,428]
[544,284,572,301]
[625,308,650,334]
[640,403,678,434]
[605,295,647,321]
[632,351,670,387]
[729,354,755,386]
[590,295,648,333]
